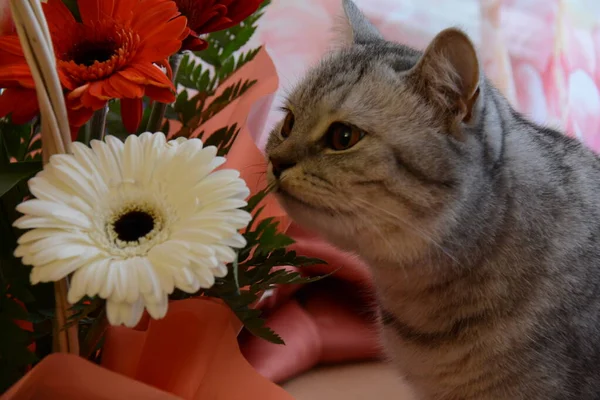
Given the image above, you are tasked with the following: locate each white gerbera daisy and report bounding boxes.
[13,132,252,327]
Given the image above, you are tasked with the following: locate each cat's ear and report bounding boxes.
[334,0,383,47]
[409,28,480,140]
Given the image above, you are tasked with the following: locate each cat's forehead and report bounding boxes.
[288,42,421,110]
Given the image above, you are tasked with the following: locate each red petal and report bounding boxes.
[144,85,175,104]
[77,0,116,25]
[181,36,209,52]
[192,0,263,33]
[155,59,173,81]
[0,65,35,88]
[42,0,76,34]
[131,1,179,37]
[0,0,15,35]
[0,88,39,124]
[107,73,144,98]
[135,17,187,62]
[0,35,25,58]
[226,1,263,21]
[120,98,143,133]
[67,107,94,134]
[80,88,109,110]
[112,0,139,20]
[122,64,172,88]
[88,81,113,101]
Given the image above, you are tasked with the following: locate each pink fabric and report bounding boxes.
[236,0,600,384]
[247,0,600,151]
[239,225,381,383]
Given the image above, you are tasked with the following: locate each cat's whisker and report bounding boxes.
[353,197,460,266]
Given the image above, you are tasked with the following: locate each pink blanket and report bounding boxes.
[237,0,600,384]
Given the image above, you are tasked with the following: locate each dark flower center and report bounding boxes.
[113,210,155,242]
[70,40,117,66]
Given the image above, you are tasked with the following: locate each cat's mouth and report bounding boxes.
[276,187,352,216]
[276,187,316,209]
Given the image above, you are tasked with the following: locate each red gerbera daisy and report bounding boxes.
[0,36,40,124]
[42,0,188,132]
[0,33,99,136]
[174,0,263,51]
[0,0,14,36]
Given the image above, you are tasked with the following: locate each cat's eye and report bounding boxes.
[326,122,365,151]
[280,110,295,139]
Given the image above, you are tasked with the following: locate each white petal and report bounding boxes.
[50,159,98,205]
[152,263,175,294]
[99,265,116,299]
[28,244,100,269]
[147,240,192,270]
[200,198,247,213]
[71,142,108,195]
[186,243,216,258]
[28,177,93,214]
[192,266,216,288]
[90,139,122,185]
[170,228,228,244]
[13,215,88,231]
[173,267,200,293]
[145,295,168,319]
[30,256,83,284]
[213,245,236,264]
[105,136,125,170]
[16,200,92,229]
[110,262,127,303]
[122,258,140,304]
[213,263,228,278]
[136,258,162,303]
[86,259,109,298]
[221,233,247,248]
[15,233,92,258]
[198,169,241,189]
[190,256,218,271]
[68,266,91,304]
[17,228,69,245]
[106,299,144,328]
[122,134,142,183]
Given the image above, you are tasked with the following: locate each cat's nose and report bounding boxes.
[270,157,296,179]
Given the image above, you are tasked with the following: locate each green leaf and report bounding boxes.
[0,316,28,346]
[244,190,269,214]
[0,161,42,198]
[81,310,108,359]
[202,79,257,122]
[63,297,104,330]
[8,285,35,304]
[197,3,269,69]
[203,124,241,157]
[62,0,82,22]
[173,91,199,126]
[1,298,28,321]
[176,55,215,94]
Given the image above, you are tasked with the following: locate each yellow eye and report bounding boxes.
[326,122,365,151]
[281,110,295,138]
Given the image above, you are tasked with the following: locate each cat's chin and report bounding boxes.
[274,191,359,251]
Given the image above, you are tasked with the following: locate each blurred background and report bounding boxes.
[248,0,600,153]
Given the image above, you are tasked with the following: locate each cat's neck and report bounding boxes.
[364,82,516,291]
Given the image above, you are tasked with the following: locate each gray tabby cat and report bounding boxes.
[265,0,600,399]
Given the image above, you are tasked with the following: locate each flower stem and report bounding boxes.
[146,53,184,133]
[89,104,109,142]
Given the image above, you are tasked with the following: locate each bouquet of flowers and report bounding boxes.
[0,0,323,392]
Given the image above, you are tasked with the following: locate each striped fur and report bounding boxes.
[265,1,600,398]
